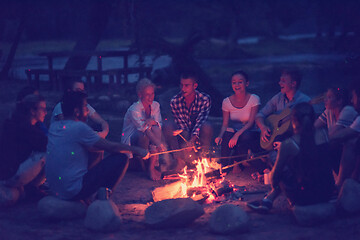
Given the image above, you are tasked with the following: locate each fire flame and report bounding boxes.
[177,157,224,203]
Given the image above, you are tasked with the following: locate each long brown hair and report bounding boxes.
[291,102,317,181]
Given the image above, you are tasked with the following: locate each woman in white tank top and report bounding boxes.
[215,71,261,172]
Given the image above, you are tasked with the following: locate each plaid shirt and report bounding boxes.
[170,90,211,136]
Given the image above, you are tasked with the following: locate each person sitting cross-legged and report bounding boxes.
[121,78,171,180]
[247,103,335,213]
[0,94,48,199]
[330,81,360,189]
[314,87,358,189]
[46,91,149,202]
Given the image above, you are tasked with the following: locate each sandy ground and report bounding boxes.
[1,167,360,240]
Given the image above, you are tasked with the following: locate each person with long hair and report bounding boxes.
[330,81,360,188]
[215,70,261,172]
[247,103,334,212]
[0,94,48,199]
[314,87,357,137]
[314,87,358,187]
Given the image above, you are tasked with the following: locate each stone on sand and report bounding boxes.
[209,204,249,234]
[145,198,204,228]
[292,202,336,226]
[37,196,87,220]
[84,199,122,232]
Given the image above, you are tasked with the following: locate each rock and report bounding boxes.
[0,185,20,207]
[209,204,249,234]
[337,179,360,214]
[37,196,87,220]
[84,199,122,233]
[292,202,336,226]
[145,198,204,228]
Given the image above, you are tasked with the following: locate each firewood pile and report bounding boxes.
[152,156,246,204]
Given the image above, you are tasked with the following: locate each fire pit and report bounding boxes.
[152,153,245,204]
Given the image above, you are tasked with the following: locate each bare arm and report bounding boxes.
[255,114,266,130]
[93,138,149,158]
[215,110,229,145]
[314,118,326,129]
[90,112,109,139]
[330,127,358,142]
[255,114,271,142]
[229,105,259,148]
[328,125,344,139]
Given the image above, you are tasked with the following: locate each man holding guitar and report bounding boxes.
[256,68,311,152]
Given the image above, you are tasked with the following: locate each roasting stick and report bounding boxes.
[221,154,269,170]
[173,129,189,143]
[149,129,197,157]
[212,150,270,160]
[149,146,195,157]
[178,133,188,143]
[162,153,269,180]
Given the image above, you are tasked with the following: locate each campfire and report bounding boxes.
[152,153,244,204]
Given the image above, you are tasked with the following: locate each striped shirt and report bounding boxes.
[170,90,211,136]
[318,105,358,131]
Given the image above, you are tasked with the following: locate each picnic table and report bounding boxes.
[25,50,152,90]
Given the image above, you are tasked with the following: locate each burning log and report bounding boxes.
[186,186,207,197]
[213,181,234,196]
[191,193,209,204]
[152,181,184,202]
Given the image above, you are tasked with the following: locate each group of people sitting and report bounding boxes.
[0,68,359,213]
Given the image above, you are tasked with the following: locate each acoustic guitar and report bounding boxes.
[260,95,324,150]
[260,108,292,150]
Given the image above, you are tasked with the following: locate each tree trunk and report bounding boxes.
[0,17,25,81]
[64,0,114,71]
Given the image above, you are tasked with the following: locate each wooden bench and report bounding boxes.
[25,50,152,90]
[26,66,153,91]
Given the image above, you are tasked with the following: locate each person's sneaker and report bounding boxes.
[247,198,273,213]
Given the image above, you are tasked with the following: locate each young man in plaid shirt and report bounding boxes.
[164,72,212,168]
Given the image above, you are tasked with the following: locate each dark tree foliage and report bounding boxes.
[64,0,116,71]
